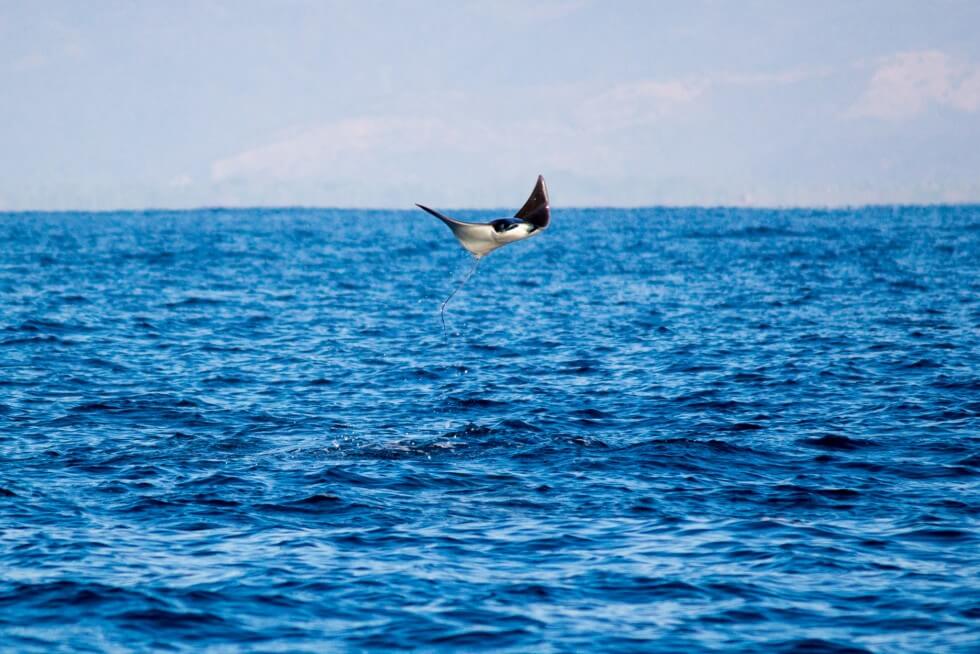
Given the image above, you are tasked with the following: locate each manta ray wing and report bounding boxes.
[514,175,550,230]
[414,203,470,229]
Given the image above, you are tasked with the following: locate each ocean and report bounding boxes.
[1,206,978,652]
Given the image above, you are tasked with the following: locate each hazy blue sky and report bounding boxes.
[3,1,980,210]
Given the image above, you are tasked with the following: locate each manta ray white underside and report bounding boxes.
[416,175,551,257]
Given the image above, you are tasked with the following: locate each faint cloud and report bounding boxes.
[8,39,85,74]
[168,174,193,189]
[579,80,706,130]
[715,67,833,87]
[579,66,830,131]
[211,117,455,182]
[468,0,590,25]
[214,64,836,188]
[848,50,980,120]
[949,69,980,112]
[10,53,47,72]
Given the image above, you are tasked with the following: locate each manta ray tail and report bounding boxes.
[440,255,482,342]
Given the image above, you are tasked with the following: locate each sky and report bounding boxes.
[2,0,980,210]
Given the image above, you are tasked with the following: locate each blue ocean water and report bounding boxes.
[0,206,978,653]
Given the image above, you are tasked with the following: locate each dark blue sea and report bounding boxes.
[1,207,978,653]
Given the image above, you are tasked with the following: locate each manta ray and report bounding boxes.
[416,175,551,336]
[416,175,550,258]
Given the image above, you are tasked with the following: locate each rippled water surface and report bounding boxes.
[1,207,979,652]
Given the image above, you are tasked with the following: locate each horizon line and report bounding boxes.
[2,202,979,216]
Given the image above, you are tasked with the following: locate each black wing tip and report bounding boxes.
[533,175,549,205]
[515,175,550,229]
[533,175,547,198]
